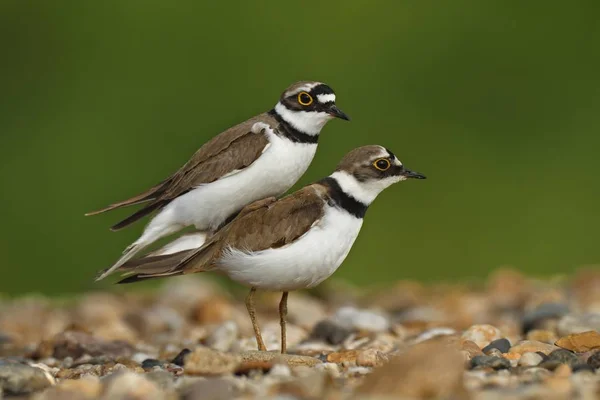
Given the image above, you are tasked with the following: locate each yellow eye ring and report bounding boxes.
[297,91,313,106]
[373,158,391,171]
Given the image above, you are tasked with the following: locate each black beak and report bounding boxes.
[401,168,426,179]
[328,105,350,121]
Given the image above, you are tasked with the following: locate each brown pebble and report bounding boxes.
[526,329,558,344]
[509,340,559,355]
[460,340,484,358]
[555,330,600,353]
[326,350,359,364]
[356,349,388,367]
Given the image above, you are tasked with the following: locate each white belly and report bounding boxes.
[164,131,317,231]
[215,206,363,291]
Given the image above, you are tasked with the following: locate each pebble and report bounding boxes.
[546,349,579,366]
[171,348,191,366]
[461,324,502,348]
[509,340,560,355]
[356,349,388,367]
[0,360,54,395]
[141,359,163,369]
[204,321,239,352]
[555,330,600,352]
[102,371,166,400]
[482,338,511,354]
[557,313,600,335]
[239,351,321,367]
[526,329,558,344]
[47,331,133,359]
[179,377,234,400]
[310,320,352,345]
[355,341,466,398]
[522,302,569,333]
[470,355,511,370]
[587,350,600,369]
[461,340,484,358]
[326,350,359,364]
[518,352,544,367]
[332,307,390,332]
[184,347,241,375]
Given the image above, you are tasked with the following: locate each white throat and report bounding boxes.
[274,102,332,136]
[330,171,400,205]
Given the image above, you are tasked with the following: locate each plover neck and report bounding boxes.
[320,174,369,218]
[272,102,329,139]
[328,170,392,206]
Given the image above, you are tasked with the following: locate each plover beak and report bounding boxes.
[327,105,350,121]
[401,168,427,179]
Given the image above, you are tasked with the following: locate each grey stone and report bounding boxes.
[522,303,569,333]
[332,307,390,332]
[587,350,600,369]
[483,338,511,354]
[470,355,511,370]
[310,320,352,345]
[0,360,53,395]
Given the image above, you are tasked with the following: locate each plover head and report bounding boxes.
[330,145,426,206]
[274,81,349,136]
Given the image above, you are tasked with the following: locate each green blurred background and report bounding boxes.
[1,1,598,295]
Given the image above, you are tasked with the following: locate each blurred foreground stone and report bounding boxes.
[0,269,600,399]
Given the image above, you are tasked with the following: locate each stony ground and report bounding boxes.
[1,268,600,399]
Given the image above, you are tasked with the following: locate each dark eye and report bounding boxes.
[298,92,313,106]
[373,158,391,171]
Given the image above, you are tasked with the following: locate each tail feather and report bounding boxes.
[85,181,167,217]
[110,201,166,231]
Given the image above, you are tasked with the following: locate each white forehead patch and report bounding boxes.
[376,146,402,166]
[316,93,336,103]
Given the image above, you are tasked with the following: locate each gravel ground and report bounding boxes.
[1,268,600,399]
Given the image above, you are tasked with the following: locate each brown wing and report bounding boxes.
[182,184,328,273]
[87,113,276,230]
[116,185,327,283]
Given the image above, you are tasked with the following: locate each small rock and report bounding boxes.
[547,349,579,365]
[326,350,359,364]
[35,375,100,399]
[193,297,235,325]
[204,321,238,352]
[482,338,511,354]
[470,355,511,370]
[509,340,559,355]
[522,303,569,333]
[587,351,600,369]
[460,340,484,359]
[179,377,234,400]
[356,349,388,367]
[0,360,54,395]
[102,371,166,400]
[171,348,191,366]
[487,268,529,309]
[355,341,466,398]
[572,364,595,373]
[519,352,544,367]
[461,324,501,348]
[141,359,163,369]
[332,307,390,332]
[48,331,133,359]
[557,313,600,336]
[239,351,321,367]
[555,330,600,352]
[184,347,241,375]
[310,320,352,345]
[412,328,456,344]
[526,329,558,344]
[144,370,175,392]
